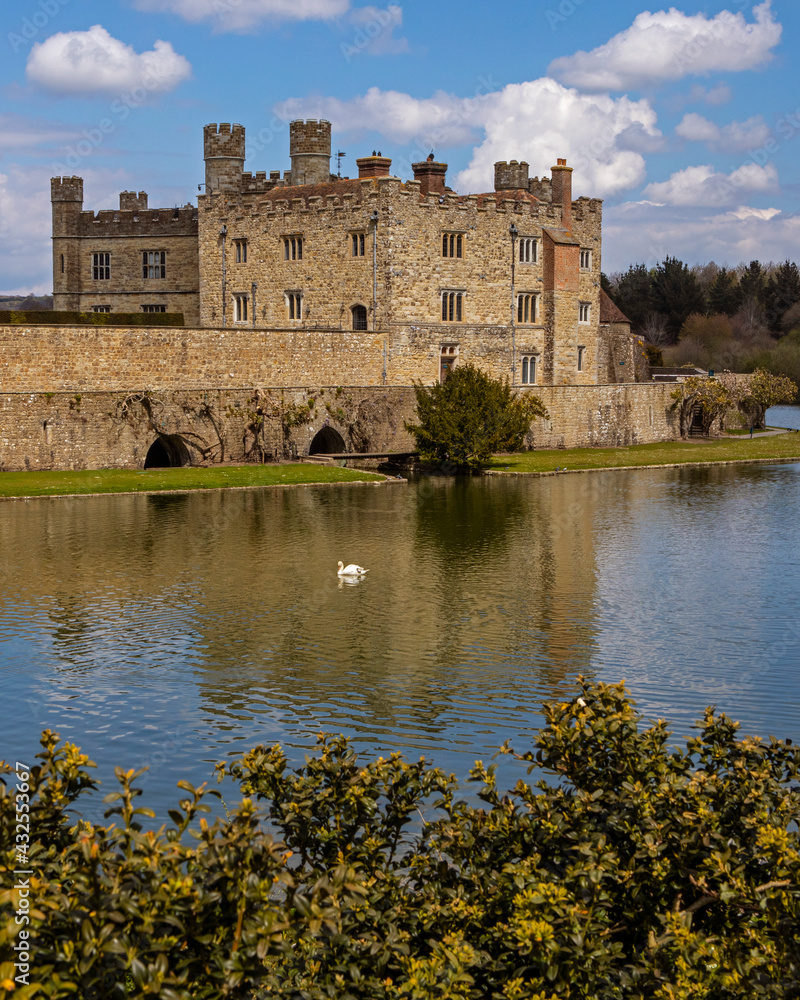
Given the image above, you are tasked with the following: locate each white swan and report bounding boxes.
[337,560,369,577]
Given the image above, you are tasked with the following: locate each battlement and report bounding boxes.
[120,190,148,212]
[51,176,84,203]
[203,123,246,159]
[241,171,281,195]
[290,119,332,156]
[528,176,553,202]
[494,160,529,191]
[70,205,198,237]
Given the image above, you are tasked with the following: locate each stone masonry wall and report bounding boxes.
[0,383,678,473]
[0,323,678,471]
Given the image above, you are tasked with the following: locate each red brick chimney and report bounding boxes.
[551,158,573,230]
[356,154,392,179]
[412,156,448,197]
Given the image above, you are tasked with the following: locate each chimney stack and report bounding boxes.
[551,158,573,230]
[356,154,392,179]
[412,156,448,197]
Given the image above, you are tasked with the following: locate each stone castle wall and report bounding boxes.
[0,323,678,472]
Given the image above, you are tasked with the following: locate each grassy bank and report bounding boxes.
[487,432,800,475]
[0,463,386,499]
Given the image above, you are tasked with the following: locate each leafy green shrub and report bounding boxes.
[2,680,799,998]
[405,363,548,471]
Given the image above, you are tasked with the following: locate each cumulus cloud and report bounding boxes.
[676,113,772,153]
[548,1,781,92]
[603,200,798,272]
[133,0,349,32]
[26,25,191,98]
[644,162,779,207]
[276,78,661,198]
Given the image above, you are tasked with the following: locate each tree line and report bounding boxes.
[605,258,800,398]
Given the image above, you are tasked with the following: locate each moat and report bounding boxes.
[1,454,799,819]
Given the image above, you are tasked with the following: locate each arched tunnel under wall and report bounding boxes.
[144,434,191,469]
[309,426,346,455]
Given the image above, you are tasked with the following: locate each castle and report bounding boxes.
[51,119,637,389]
[0,118,675,474]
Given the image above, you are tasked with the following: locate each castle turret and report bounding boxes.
[120,190,148,211]
[551,158,573,229]
[203,123,246,194]
[412,157,448,197]
[51,177,84,309]
[289,120,332,186]
[494,160,529,191]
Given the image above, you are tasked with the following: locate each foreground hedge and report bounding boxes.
[0,311,184,327]
[2,679,799,999]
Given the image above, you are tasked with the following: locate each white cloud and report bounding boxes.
[644,162,778,207]
[133,0,349,32]
[604,200,799,272]
[676,113,771,152]
[26,25,191,98]
[0,113,78,153]
[275,78,661,198]
[0,166,67,293]
[688,83,732,106]
[548,1,781,92]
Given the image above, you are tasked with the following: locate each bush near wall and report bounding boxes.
[0,311,184,328]
[2,680,799,999]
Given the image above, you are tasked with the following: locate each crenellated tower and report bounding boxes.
[494,160,529,191]
[204,123,246,195]
[51,177,84,309]
[289,120,332,186]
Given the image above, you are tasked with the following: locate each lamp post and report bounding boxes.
[509,222,518,385]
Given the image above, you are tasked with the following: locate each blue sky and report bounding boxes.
[1,0,798,293]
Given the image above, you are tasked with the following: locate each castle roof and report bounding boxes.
[470,188,541,208]
[258,177,374,207]
[599,288,631,325]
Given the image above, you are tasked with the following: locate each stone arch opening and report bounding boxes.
[351,304,368,331]
[309,426,346,455]
[144,434,191,469]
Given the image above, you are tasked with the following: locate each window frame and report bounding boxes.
[577,346,586,371]
[351,233,366,258]
[441,290,464,322]
[283,236,303,261]
[578,301,591,324]
[92,252,110,281]
[519,238,538,264]
[442,233,463,259]
[286,291,303,321]
[520,354,538,385]
[580,249,592,270]
[142,251,166,280]
[234,239,248,264]
[141,304,167,314]
[91,304,111,313]
[233,293,249,323]
[351,303,368,330]
[516,292,539,325]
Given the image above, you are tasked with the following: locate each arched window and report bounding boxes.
[352,304,368,330]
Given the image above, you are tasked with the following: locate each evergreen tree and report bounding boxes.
[738,260,766,306]
[764,260,800,334]
[651,257,705,342]
[612,263,653,333]
[706,267,742,316]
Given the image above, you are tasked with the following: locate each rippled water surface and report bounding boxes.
[2,454,799,817]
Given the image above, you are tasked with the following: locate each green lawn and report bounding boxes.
[487,432,800,475]
[0,463,386,499]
